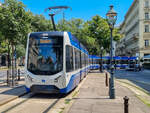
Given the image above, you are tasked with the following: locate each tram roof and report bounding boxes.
[129,56,138,60]
[121,56,129,60]
[30,31,64,37]
[68,32,89,55]
[89,55,99,59]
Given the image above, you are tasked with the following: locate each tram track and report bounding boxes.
[0,92,34,113]
[0,92,63,113]
[0,72,88,113]
[0,77,87,113]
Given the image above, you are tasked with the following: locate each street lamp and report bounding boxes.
[106,5,117,99]
[100,46,104,73]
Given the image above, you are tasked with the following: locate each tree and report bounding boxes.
[57,18,103,55]
[85,15,122,54]
[16,44,25,58]
[0,0,32,78]
[31,14,53,32]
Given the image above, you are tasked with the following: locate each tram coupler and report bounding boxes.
[124,96,129,113]
[109,78,111,96]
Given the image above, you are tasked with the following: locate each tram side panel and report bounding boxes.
[61,32,88,93]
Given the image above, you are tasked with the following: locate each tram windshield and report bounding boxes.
[27,35,63,75]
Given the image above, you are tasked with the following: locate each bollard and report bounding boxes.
[7,70,9,85]
[124,96,129,113]
[105,72,108,87]
[18,69,20,81]
[109,78,111,96]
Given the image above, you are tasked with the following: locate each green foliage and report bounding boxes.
[0,0,30,44]
[0,41,7,53]
[31,14,53,32]
[65,99,71,104]
[16,44,25,58]
[0,0,122,57]
[57,15,121,55]
[84,15,122,54]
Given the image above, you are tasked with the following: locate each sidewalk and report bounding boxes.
[66,71,150,113]
[0,77,27,106]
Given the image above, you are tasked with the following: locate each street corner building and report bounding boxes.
[116,0,150,59]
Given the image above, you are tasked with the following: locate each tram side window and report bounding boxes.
[81,52,84,68]
[75,48,80,70]
[66,45,74,72]
[86,55,88,66]
[84,54,86,66]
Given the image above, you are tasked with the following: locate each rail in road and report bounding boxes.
[0,71,87,113]
[0,70,86,113]
[0,92,63,113]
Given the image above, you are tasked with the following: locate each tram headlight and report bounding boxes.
[26,75,33,82]
[54,76,61,83]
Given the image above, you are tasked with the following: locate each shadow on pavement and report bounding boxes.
[73,97,109,100]
[1,85,26,95]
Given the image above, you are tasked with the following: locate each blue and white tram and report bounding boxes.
[25,31,90,94]
[126,56,139,71]
[89,55,100,70]
[120,56,129,69]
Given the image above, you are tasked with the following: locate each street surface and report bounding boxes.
[114,69,150,93]
[0,70,150,113]
[0,93,62,113]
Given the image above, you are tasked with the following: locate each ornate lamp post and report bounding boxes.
[106,5,117,99]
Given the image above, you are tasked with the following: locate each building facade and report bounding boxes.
[116,0,150,58]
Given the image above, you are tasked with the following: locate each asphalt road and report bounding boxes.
[114,69,150,93]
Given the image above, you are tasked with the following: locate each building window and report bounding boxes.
[145,13,149,19]
[145,25,149,32]
[145,1,149,8]
[145,40,149,46]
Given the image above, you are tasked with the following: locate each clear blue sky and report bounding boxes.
[20,0,133,25]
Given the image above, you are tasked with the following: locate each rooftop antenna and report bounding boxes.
[45,6,71,31]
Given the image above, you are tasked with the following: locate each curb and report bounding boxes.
[129,79,150,86]
[116,79,150,107]
[116,79,150,95]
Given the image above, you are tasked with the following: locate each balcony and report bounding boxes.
[144,6,150,10]
[132,33,139,40]
[125,33,139,45]
[144,18,150,22]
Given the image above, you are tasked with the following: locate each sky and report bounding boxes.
[19,0,133,25]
